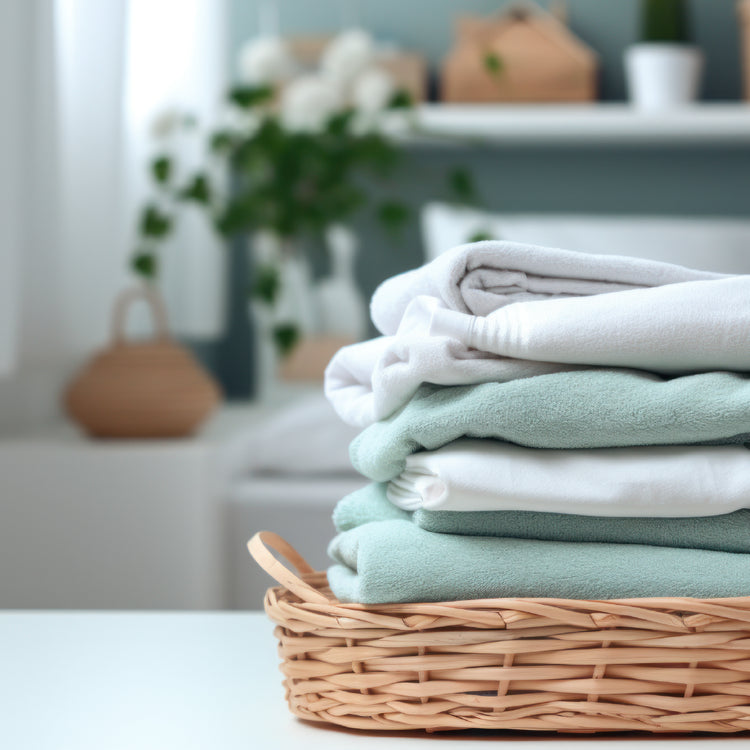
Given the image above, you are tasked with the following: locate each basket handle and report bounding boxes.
[111,286,170,345]
[248,531,331,605]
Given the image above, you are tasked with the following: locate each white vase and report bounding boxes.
[248,231,317,398]
[248,297,278,400]
[273,250,317,338]
[625,43,703,111]
[314,224,367,341]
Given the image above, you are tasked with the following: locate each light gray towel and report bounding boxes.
[371,240,722,336]
[430,275,750,374]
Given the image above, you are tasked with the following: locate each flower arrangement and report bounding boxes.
[132,29,414,354]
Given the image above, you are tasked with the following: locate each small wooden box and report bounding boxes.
[738,0,750,100]
[377,51,428,103]
[442,5,598,103]
[287,35,428,102]
[279,335,355,382]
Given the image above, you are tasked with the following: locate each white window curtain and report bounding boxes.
[56,0,132,357]
[124,0,227,339]
[0,0,69,430]
[0,0,227,432]
[0,1,25,377]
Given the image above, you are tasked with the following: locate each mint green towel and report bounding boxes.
[333,483,750,554]
[333,483,411,530]
[350,370,750,482]
[327,519,750,604]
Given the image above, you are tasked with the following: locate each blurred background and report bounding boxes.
[3,0,750,610]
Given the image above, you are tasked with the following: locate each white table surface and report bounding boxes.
[2,611,747,750]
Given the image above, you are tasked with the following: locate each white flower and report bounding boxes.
[237,36,295,85]
[280,74,340,133]
[221,105,262,135]
[320,28,375,89]
[351,66,395,115]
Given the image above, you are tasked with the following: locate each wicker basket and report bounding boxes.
[65,287,220,438]
[249,531,750,734]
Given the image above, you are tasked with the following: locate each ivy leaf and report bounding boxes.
[388,88,413,110]
[447,167,478,205]
[483,51,504,78]
[467,230,495,243]
[250,264,280,305]
[150,156,172,185]
[273,323,300,357]
[131,251,158,279]
[229,85,274,109]
[178,174,211,204]
[215,198,255,237]
[140,204,172,238]
[353,133,400,176]
[210,131,234,154]
[377,200,410,236]
[326,109,356,137]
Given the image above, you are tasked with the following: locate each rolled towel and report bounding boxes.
[386,439,750,517]
[349,370,750,482]
[333,483,750,555]
[430,275,750,374]
[325,297,583,428]
[327,519,750,603]
[371,240,722,336]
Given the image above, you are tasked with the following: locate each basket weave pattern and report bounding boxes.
[250,531,750,734]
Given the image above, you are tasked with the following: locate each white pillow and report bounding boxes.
[421,203,750,274]
[221,393,361,481]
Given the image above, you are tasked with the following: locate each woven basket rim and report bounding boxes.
[248,531,750,622]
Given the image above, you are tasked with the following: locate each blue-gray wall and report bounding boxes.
[230,0,744,101]
[213,0,750,397]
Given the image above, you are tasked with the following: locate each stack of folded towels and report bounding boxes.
[322,241,750,604]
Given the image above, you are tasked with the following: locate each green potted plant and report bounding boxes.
[132,29,413,382]
[625,0,703,109]
[131,29,485,395]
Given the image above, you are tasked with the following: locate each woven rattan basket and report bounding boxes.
[65,287,220,438]
[249,531,750,734]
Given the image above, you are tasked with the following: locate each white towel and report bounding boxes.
[371,240,723,336]
[325,296,584,428]
[431,275,750,374]
[387,439,750,517]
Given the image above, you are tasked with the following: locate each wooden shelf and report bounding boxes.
[393,103,750,146]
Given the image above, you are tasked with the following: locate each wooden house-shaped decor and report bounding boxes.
[442,3,598,102]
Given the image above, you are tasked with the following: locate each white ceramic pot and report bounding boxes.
[314,225,367,341]
[625,43,703,110]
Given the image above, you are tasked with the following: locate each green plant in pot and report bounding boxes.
[625,0,703,109]
[131,29,414,377]
[131,29,487,396]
